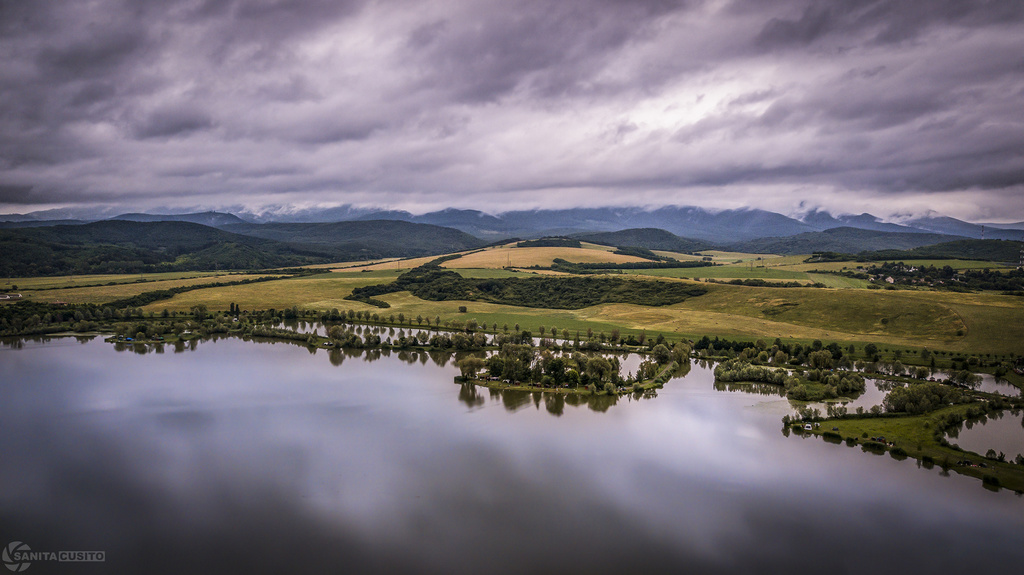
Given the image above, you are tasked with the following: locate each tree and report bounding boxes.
[808,350,834,370]
[457,356,487,378]
[458,306,468,313]
[651,344,671,365]
[585,356,614,381]
[864,343,879,359]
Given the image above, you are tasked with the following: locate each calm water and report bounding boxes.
[947,410,1024,461]
[2,337,1022,574]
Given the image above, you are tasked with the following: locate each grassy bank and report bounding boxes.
[792,403,1024,493]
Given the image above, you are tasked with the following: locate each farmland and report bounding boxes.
[4,241,1022,355]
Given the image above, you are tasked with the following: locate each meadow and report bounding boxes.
[6,242,1022,356]
[3,271,228,290]
[11,273,271,304]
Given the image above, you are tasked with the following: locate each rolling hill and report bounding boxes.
[1,219,491,276]
[728,227,966,255]
[573,228,712,253]
[0,221,330,276]
[111,211,249,227]
[860,239,1024,263]
[221,220,486,257]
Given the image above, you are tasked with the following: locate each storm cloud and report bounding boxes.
[1,0,1022,219]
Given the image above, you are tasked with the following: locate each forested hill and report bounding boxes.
[573,228,712,253]
[1,219,490,276]
[111,211,247,227]
[859,239,1023,263]
[728,227,965,255]
[221,220,486,256]
[0,221,330,276]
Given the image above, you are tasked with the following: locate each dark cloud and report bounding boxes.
[133,105,216,139]
[0,184,34,204]
[0,0,1022,219]
[755,0,1024,48]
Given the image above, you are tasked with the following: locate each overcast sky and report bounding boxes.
[1,0,1023,220]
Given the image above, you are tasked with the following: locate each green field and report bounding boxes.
[453,268,536,279]
[119,274,1023,355]
[801,406,1024,493]
[621,266,810,281]
[7,244,1022,356]
[696,250,783,263]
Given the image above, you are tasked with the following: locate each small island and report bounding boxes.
[454,341,691,396]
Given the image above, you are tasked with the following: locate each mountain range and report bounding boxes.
[1,205,1022,274]
[3,205,1023,242]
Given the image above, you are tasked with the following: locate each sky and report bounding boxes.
[1,0,1023,221]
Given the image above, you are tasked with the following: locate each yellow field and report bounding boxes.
[4,271,225,290]
[140,272,400,313]
[305,258,398,270]
[123,270,1024,354]
[441,245,647,269]
[651,250,705,261]
[358,255,450,271]
[13,243,1018,355]
[696,250,784,263]
[17,274,271,304]
[773,258,1014,273]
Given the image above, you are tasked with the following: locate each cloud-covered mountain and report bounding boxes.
[111,211,249,227]
[5,204,1019,244]
[728,228,968,256]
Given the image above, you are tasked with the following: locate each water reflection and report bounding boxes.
[2,337,1023,574]
[947,409,1024,460]
[714,381,786,397]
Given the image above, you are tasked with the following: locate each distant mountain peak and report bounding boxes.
[110,211,249,227]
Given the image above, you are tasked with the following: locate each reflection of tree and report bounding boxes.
[500,390,532,412]
[586,394,617,413]
[428,351,447,367]
[458,382,485,409]
[544,393,564,417]
[328,349,345,367]
[713,381,786,397]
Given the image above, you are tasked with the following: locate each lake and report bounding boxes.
[947,410,1024,461]
[1,336,1022,574]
